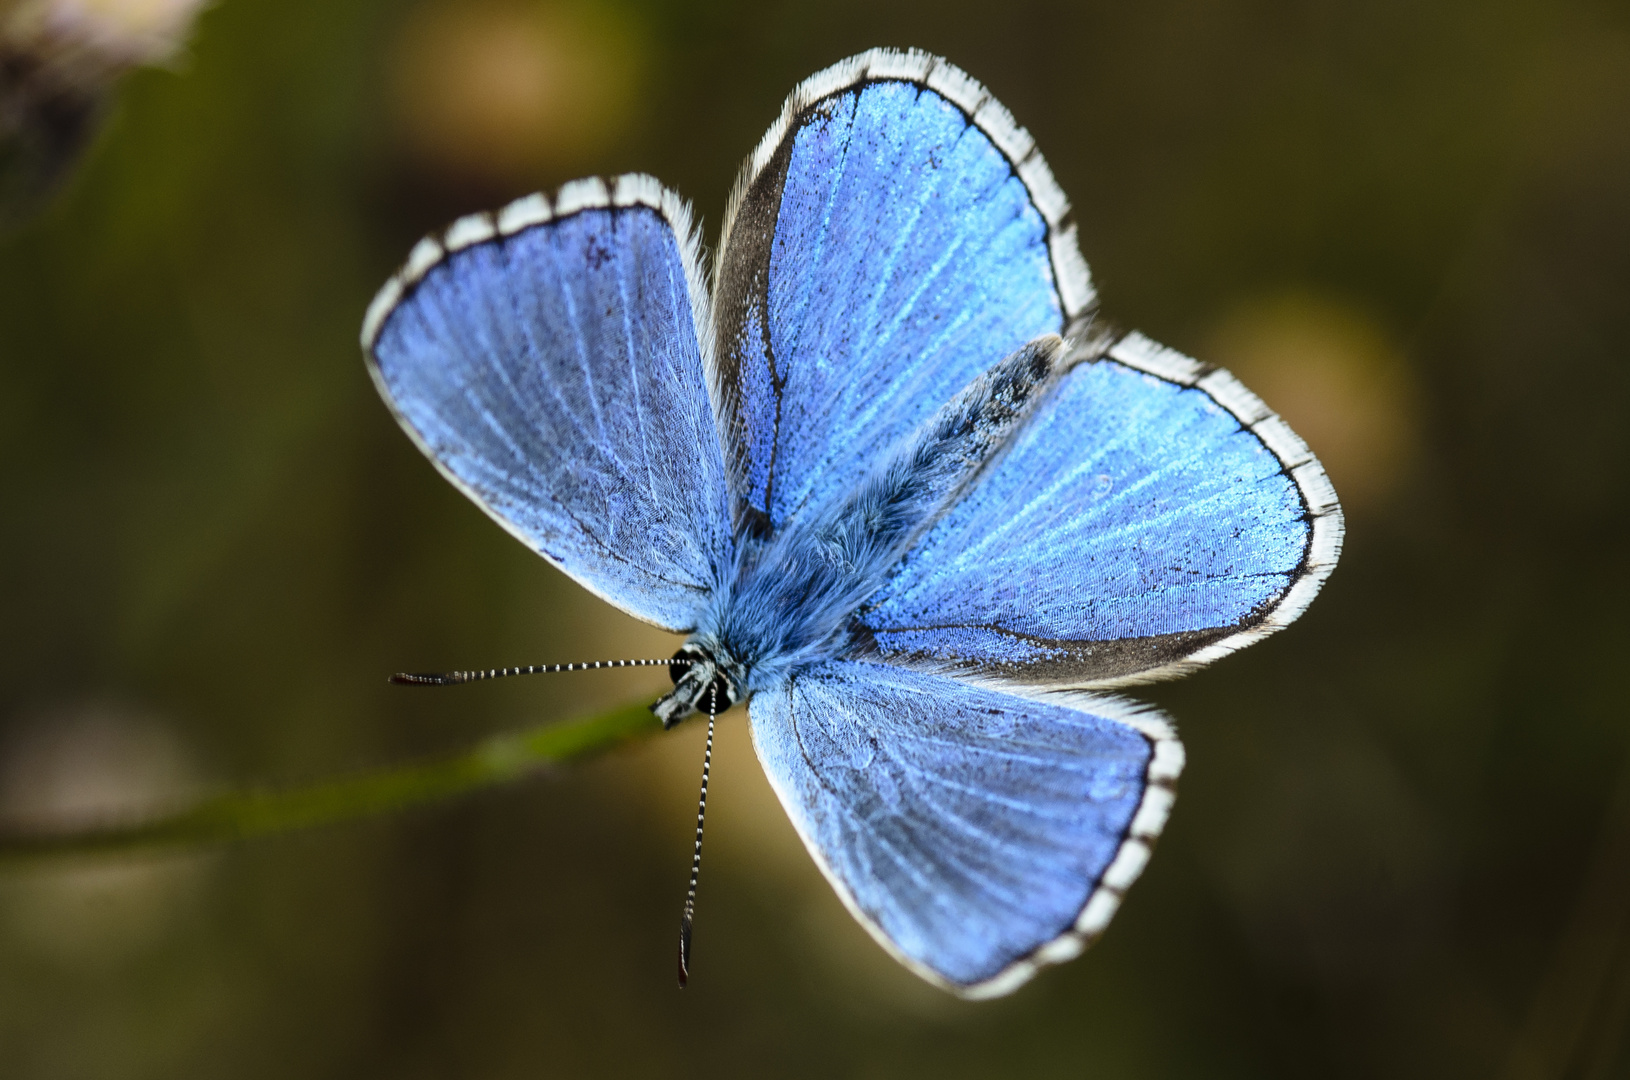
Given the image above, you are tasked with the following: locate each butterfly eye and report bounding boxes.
[668,645,703,685]
[667,645,739,710]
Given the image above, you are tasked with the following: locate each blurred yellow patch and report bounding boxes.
[390,0,644,188]
[1207,293,1418,513]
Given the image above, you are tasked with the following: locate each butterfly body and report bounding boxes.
[658,334,1068,725]
[363,49,1342,997]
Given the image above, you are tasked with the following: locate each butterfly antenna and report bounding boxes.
[677,683,717,988]
[389,658,689,686]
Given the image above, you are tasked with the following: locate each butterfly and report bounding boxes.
[360,48,1343,998]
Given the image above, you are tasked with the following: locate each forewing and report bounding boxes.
[749,659,1181,997]
[363,176,732,631]
[858,333,1345,685]
[713,49,1093,531]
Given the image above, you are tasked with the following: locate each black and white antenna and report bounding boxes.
[390,657,689,685]
[391,653,723,987]
[677,682,718,988]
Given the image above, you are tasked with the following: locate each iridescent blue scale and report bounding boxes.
[362,49,1343,998]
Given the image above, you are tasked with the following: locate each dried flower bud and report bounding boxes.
[0,0,209,223]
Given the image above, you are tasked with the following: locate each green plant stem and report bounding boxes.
[0,699,661,865]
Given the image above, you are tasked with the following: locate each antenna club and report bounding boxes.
[389,672,460,685]
[678,912,693,988]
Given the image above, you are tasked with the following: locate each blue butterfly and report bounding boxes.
[361,49,1343,998]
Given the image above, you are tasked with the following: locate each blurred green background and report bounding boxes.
[0,0,1627,1076]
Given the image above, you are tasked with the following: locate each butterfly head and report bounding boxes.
[652,642,741,729]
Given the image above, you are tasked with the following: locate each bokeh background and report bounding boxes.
[0,0,1627,1076]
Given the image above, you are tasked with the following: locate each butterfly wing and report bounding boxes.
[858,332,1344,685]
[712,49,1093,530]
[363,176,732,631]
[749,659,1181,997]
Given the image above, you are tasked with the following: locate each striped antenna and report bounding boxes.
[390,657,690,686]
[677,683,718,988]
